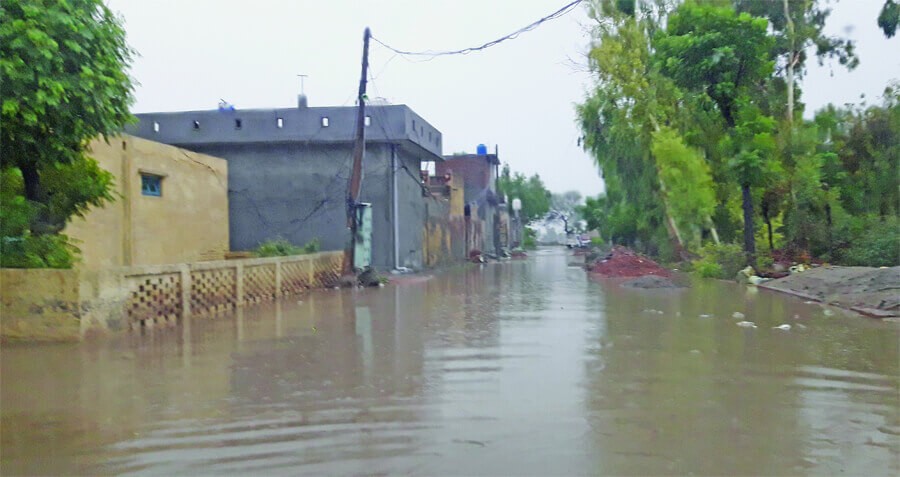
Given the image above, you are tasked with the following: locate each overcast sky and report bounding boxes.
[107,0,898,199]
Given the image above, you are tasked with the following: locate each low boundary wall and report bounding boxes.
[1,251,343,342]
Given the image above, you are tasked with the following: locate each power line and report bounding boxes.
[371,0,583,58]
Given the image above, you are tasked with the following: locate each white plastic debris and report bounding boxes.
[736,321,757,328]
[699,314,712,318]
[772,324,791,331]
[748,276,767,285]
[732,312,745,319]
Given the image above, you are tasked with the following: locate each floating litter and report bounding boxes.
[772,324,791,331]
[736,321,757,328]
[732,312,745,319]
[699,314,712,318]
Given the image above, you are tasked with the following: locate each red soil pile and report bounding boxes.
[588,246,672,278]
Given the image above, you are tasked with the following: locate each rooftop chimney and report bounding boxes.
[297,74,309,109]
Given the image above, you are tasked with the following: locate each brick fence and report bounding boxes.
[0,251,343,342]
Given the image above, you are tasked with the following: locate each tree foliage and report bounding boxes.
[497,164,552,223]
[0,0,134,267]
[578,0,897,268]
[879,0,899,38]
[654,2,775,260]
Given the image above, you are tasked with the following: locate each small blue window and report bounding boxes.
[141,174,162,196]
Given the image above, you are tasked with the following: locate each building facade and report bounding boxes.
[128,102,444,270]
[65,135,229,268]
[437,152,503,255]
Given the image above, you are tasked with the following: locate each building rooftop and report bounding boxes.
[442,153,501,165]
[127,104,444,161]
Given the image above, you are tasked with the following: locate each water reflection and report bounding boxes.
[1,249,897,475]
[584,276,899,475]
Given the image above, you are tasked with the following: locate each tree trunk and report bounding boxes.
[741,183,756,265]
[708,216,721,245]
[647,115,686,257]
[762,200,774,250]
[783,0,795,124]
[20,162,41,205]
[19,162,63,235]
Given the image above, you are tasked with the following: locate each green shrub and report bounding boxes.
[590,237,604,246]
[0,233,79,268]
[693,242,746,279]
[839,216,899,267]
[755,253,774,271]
[302,238,320,254]
[523,228,537,250]
[255,238,320,257]
[694,259,723,278]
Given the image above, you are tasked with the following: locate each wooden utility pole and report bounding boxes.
[345,27,371,274]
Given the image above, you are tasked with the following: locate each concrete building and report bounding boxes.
[437,151,503,255]
[65,135,229,268]
[127,100,444,270]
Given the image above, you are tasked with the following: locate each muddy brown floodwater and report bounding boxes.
[2,248,899,475]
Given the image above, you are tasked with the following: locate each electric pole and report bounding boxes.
[345,27,371,275]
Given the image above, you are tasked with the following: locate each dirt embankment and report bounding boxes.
[760,266,900,318]
[586,246,672,278]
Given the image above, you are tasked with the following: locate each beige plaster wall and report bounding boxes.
[65,135,229,268]
[0,269,82,341]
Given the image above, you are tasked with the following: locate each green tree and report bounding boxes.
[0,0,134,266]
[497,164,551,223]
[651,127,718,249]
[733,0,857,123]
[879,0,899,38]
[578,3,692,259]
[550,190,583,221]
[654,2,775,261]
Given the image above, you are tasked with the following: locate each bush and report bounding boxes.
[523,228,537,250]
[694,259,723,278]
[0,233,79,268]
[590,237,604,246]
[302,238,320,254]
[693,242,746,279]
[255,238,320,257]
[839,216,899,267]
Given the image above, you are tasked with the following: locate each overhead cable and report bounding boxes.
[371,0,583,58]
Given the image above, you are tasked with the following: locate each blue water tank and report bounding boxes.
[476,144,488,155]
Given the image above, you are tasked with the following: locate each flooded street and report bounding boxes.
[2,248,898,475]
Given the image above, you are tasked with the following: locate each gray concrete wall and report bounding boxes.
[128,104,448,271]
[182,142,424,270]
[394,147,427,270]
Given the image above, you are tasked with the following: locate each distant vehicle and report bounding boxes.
[566,234,587,249]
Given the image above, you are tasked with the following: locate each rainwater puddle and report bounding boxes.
[2,248,898,475]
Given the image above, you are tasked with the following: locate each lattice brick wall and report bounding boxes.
[126,273,182,328]
[312,252,342,288]
[244,264,277,304]
[190,268,236,316]
[281,259,311,295]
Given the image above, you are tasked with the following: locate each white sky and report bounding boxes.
[108,0,898,199]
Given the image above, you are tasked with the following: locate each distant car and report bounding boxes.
[566,234,587,249]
